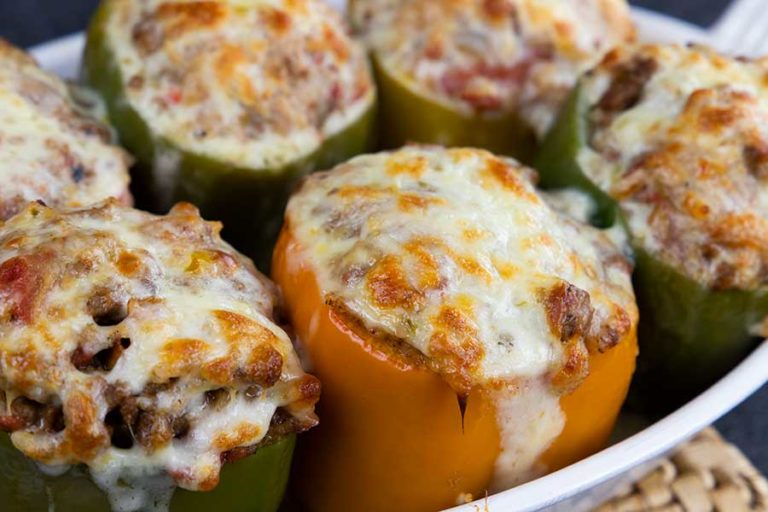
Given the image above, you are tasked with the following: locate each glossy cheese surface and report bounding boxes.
[0,40,131,220]
[102,0,374,169]
[579,44,768,290]
[351,0,634,135]
[0,201,319,510]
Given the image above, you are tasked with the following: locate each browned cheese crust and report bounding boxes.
[0,39,131,220]
[0,200,318,491]
[580,44,768,290]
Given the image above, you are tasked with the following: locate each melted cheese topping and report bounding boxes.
[543,188,596,224]
[103,0,375,170]
[578,44,768,290]
[351,0,634,135]
[286,146,636,484]
[0,40,131,221]
[0,201,319,511]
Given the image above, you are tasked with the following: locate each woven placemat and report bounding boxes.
[596,428,768,511]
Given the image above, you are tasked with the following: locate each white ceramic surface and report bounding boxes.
[27,6,767,512]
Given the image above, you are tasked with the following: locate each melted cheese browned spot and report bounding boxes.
[285,146,636,485]
[103,0,374,170]
[0,200,319,511]
[350,0,634,135]
[578,44,768,291]
[0,39,131,220]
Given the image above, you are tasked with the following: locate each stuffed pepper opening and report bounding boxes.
[0,39,131,220]
[537,43,768,406]
[0,200,319,512]
[349,0,634,159]
[83,0,376,269]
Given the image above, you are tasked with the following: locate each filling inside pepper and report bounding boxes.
[0,39,131,220]
[350,0,634,135]
[100,0,374,170]
[577,44,768,296]
[0,201,319,512]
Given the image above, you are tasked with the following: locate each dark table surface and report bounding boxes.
[0,0,765,476]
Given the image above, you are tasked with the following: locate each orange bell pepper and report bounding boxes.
[273,229,637,512]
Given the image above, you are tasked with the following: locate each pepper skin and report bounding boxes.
[0,433,295,512]
[535,84,768,405]
[535,85,618,228]
[630,248,768,406]
[272,228,637,512]
[372,55,536,162]
[82,1,376,271]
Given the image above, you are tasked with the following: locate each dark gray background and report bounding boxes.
[1,0,765,473]
[0,0,735,48]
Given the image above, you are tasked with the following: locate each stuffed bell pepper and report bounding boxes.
[0,201,320,512]
[0,39,131,220]
[273,146,638,512]
[348,0,635,160]
[83,0,376,270]
[536,44,768,403]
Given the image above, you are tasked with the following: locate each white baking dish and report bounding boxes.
[28,5,767,511]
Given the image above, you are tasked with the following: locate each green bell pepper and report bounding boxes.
[630,248,768,407]
[371,54,536,162]
[535,84,768,406]
[82,1,376,271]
[534,85,618,228]
[0,432,295,512]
